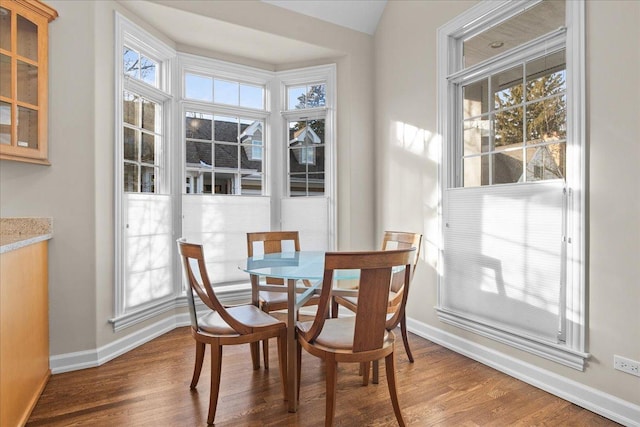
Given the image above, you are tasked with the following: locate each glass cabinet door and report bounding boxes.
[0,0,57,165]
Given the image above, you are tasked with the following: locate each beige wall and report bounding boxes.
[0,1,375,354]
[375,0,640,406]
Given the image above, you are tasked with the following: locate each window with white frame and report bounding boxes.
[437,0,587,369]
[112,14,176,329]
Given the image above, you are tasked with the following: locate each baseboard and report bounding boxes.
[406,317,640,427]
[50,313,191,374]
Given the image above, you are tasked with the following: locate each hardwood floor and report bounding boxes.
[28,322,618,426]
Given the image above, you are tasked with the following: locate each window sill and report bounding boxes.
[436,307,589,371]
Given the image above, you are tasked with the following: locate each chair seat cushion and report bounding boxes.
[297,317,389,350]
[338,291,398,308]
[259,290,321,306]
[198,305,284,335]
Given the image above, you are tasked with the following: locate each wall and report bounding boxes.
[0,0,376,360]
[374,0,640,415]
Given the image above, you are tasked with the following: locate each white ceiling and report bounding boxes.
[261,0,387,35]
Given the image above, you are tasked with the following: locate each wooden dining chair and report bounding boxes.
[177,239,288,425]
[247,231,321,369]
[296,248,415,427]
[331,231,422,363]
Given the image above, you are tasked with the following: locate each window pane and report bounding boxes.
[185,171,212,194]
[463,79,488,119]
[141,133,155,163]
[17,15,37,61]
[526,50,566,102]
[17,60,37,104]
[124,92,140,126]
[0,8,11,51]
[123,127,138,161]
[307,173,325,195]
[185,112,212,140]
[526,96,566,143]
[214,143,238,168]
[494,107,523,149]
[240,84,263,109]
[140,166,155,193]
[124,163,138,192]
[141,99,157,132]
[287,85,306,110]
[214,115,238,142]
[493,150,523,184]
[214,79,239,105]
[185,73,212,102]
[463,0,565,67]
[463,155,488,187]
[139,55,157,87]
[214,172,235,194]
[17,106,37,148]
[0,101,11,145]
[526,143,565,181]
[241,173,262,195]
[463,118,490,155]
[123,47,139,79]
[307,146,325,172]
[289,173,307,196]
[492,65,523,110]
[0,54,10,98]
[186,140,212,168]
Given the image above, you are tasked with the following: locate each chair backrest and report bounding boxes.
[177,239,252,335]
[247,231,301,285]
[301,249,414,353]
[382,231,422,293]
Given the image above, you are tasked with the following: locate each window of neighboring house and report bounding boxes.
[112,14,176,330]
[437,0,587,369]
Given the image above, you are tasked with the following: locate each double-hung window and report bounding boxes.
[437,0,587,369]
[113,14,176,328]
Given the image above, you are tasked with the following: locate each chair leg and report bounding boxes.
[331,297,339,318]
[296,341,302,402]
[400,313,414,363]
[250,341,260,370]
[325,356,338,427]
[372,360,379,384]
[191,341,206,389]
[385,352,405,427]
[263,339,270,369]
[362,361,370,386]
[207,343,223,425]
[277,331,288,402]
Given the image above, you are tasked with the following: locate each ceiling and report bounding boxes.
[118,0,385,67]
[261,0,387,35]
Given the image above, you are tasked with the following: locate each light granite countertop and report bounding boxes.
[0,218,53,254]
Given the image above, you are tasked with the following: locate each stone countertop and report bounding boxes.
[0,218,53,254]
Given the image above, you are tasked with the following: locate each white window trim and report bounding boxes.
[436,0,587,369]
[112,13,177,329]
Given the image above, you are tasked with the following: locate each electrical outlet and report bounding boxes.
[614,355,640,377]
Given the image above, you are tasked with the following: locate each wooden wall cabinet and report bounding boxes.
[0,0,57,165]
[0,240,50,427]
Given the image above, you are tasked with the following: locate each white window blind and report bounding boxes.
[124,194,174,310]
[441,181,566,343]
[182,195,271,285]
[281,197,330,251]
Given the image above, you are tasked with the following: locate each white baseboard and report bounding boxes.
[406,317,640,427]
[50,313,191,374]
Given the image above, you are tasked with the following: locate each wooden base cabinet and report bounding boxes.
[0,241,50,427]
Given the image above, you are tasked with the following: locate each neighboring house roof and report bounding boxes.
[289,126,321,146]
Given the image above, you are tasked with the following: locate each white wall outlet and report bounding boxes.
[614,355,640,377]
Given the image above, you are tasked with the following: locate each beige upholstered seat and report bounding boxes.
[296,249,415,427]
[177,239,288,425]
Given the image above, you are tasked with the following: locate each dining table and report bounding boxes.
[239,250,358,412]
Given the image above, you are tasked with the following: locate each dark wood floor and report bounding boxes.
[28,321,618,426]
